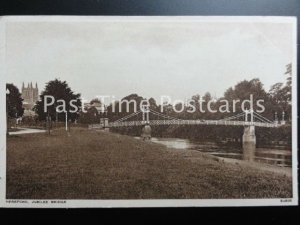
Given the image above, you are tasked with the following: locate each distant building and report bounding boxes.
[21,82,39,114]
[84,102,104,113]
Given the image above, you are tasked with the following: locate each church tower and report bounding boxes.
[21,82,39,110]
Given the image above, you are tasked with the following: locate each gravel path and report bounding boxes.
[9,128,46,135]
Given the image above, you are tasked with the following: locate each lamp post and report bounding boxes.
[6,88,10,136]
[46,113,52,135]
[98,105,108,130]
[96,105,104,126]
[65,111,68,132]
[281,111,286,125]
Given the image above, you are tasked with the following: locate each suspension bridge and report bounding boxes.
[89,106,285,129]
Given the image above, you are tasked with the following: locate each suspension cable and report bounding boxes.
[219,112,245,121]
[113,110,142,123]
[253,111,273,123]
[149,109,182,121]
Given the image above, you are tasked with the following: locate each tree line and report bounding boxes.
[6,64,292,127]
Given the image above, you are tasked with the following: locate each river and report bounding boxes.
[136,137,292,167]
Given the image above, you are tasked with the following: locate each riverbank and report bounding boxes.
[7,128,292,199]
[167,148,292,177]
[143,137,292,168]
[112,124,292,149]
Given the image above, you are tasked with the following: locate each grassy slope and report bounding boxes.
[7,128,292,199]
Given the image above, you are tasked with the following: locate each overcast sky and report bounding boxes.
[5,17,294,103]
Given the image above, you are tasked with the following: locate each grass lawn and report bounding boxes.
[6,128,292,199]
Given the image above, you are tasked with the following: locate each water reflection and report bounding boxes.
[150,137,198,150]
[243,142,256,162]
[136,137,291,167]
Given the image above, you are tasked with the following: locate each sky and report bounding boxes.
[4,17,295,104]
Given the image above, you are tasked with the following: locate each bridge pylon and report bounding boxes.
[141,105,151,140]
[141,105,150,124]
[244,108,254,123]
[243,125,256,161]
[243,108,256,161]
[100,118,110,131]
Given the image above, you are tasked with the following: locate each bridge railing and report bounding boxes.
[106,119,279,128]
[109,121,144,127]
[88,124,104,129]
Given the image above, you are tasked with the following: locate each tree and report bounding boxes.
[267,63,292,121]
[224,78,267,103]
[34,79,81,121]
[269,82,284,103]
[90,98,101,105]
[223,78,269,114]
[6,83,24,118]
[282,63,292,104]
[148,97,158,110]
[78,107,99,124]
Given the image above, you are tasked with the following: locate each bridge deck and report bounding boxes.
[89,119,280,129]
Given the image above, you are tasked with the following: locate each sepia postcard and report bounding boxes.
[0,16,298,207]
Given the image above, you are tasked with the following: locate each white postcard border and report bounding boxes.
[0,16,298,208]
